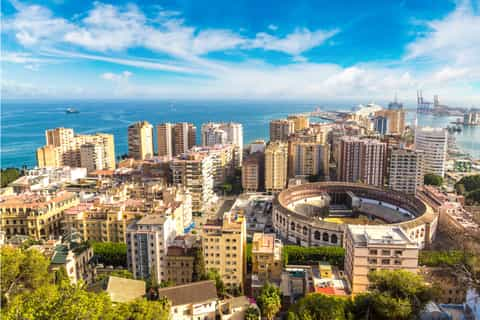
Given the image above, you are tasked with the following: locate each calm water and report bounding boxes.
[1,100,479,168]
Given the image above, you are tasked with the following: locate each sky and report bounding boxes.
[1,0,480,104]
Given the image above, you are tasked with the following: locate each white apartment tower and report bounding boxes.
[201,122,243,166]
[414,127,448,177]
[126,215,177,282]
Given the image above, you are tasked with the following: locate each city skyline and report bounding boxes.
[1,0,479,104]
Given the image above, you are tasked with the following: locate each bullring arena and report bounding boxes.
[272,182,438,249]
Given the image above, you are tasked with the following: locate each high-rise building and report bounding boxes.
[344,225,419,294]
[373,115,389,135]
[250,140,267,153]
[157,122,197,158]
[36,127,115,170]
[289,141,329,179]
[201,122,243,166]
[242,152,265,192]
[188,145,235,187]
[128,121,154,160]
[373,110,406,134]
[202,211,246,291]
[414,127,448,177]
[126,215,177,281]
[287,114,310,131]
[171,153,215,212]
[265,142,288,192]
[269,119,294,142]
[387,147,424,195]
[338,137,387,186]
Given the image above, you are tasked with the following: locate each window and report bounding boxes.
[382,250,391,256]
[369,249,378,255]
[314,231,321,240]
[368,258,377,264]
[394,250,403,256]
[331,234,338,244]
[381,259,390,265]
[394,259,401,265]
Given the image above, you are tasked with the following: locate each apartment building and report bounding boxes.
[265,141,288,193]
[201,122,243,166]
[171,153,215,212]
[126,215,177,281]
[36,127,115,170]
[0,191,79,240]
[251,233,282,293]
[373,109,406,134]
[387,146,424,195]
[288,141,329,179]
[165,246,195,285]
[202,212,247,291]
[187,145,235,187]
[157,122,196,158]
[270,119,294,142]
[415,127,448,177]
[344,225,419,294]
[128,121,154,160]
[338,137,387,186]
[241,152,265,192]
[287,114,310,131]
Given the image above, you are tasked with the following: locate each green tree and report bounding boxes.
[1,168,21,187]
[424,173,443,186]
[192,247,206,281]
[283,245,345,266]
[92,241,127,267]
[206,269,226,298]
[115,298,171,320]
[287,293,352,320]
[466,189,480,205]
[455,175,480,193]
[455,183,466,195]
[354,270,437,320]
[245,306,260,320]
[257,282,281,320]
[222,183,233,195]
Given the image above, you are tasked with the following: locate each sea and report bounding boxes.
[1,100,479,169]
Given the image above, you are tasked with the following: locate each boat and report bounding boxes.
[66,108,79,114]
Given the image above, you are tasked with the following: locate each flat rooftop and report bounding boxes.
[348,225,417,248]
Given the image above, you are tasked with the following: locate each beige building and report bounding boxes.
[36,127,115,170]
[202,122,243,166]
[265,142,288,193]
[171,153,215,212]
[202,212,247,291]
[387,147,424,195]
[188,145,235,187]
[251,233,282,294]
[165,246,195,285]
[157,122,196,158]
[288,141,329,179]
[344,225,419,294]
[287,114,310,132]
[242,152,265,192]
[374,109,406,134]
[0,191,79,240]
[50,239,95,285]
[157,281,218,320]
[270,119,294,142]
[414,127,448,177]
[339,137,387,186]
[128,121,154,160]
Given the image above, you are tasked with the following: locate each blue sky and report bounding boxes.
[1,0,479,104]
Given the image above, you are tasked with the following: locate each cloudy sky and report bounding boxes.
[1,0,479,104]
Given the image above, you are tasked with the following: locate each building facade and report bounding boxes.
[344,225,419,294]
[387,147,424,195]
[128,121,154,160]
[265,142,288,193]
[241,152,265,192]
[270,119,294,142]
[414,127,448,177]
[126,215,177,282]
[36,127,115,170]
[289,141,329,179]
[338,137,387,186]
[201,122,243,166]
[157,122,196,158]
[251,233,282,294]
[202,212,247,291]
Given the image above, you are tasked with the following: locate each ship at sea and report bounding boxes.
[66,107,79,114]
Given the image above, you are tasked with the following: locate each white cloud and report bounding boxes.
[268,24,278,31]
[101,71,133,81]
[0,51,46,64]
[248,28,339,55]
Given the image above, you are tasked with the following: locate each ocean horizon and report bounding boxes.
[2,99,479,168]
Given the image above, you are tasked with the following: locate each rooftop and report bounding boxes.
[347,225,417,248]
[106,276,145,303]
[157,280,217,306]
